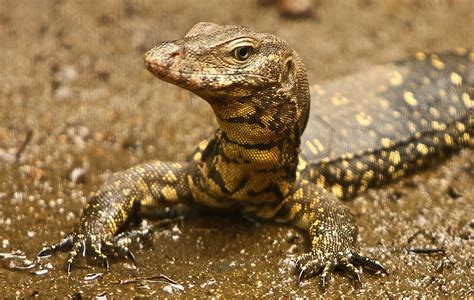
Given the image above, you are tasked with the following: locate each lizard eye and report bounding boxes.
[233,46,253,61]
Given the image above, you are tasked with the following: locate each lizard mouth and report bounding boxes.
[145,62,269,81]
[144,58,271,92]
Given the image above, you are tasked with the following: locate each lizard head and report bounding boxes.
[145,22,310,140]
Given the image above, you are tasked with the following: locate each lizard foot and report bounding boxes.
[294,250,386,288]
[37,228,152,273]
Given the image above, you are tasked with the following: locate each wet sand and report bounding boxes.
[0,0,473,297]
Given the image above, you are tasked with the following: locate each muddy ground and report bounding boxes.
[0,0,473,298]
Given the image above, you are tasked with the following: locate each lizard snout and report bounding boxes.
[157,41,184,59]
[144,42,184,75]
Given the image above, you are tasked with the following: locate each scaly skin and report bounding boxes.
[300,50,473,199]
[38,23,473,286]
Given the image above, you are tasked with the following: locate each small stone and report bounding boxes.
[54,85,73,100]
[287,244,299,254]
[55,65,78,82]
[48,199,57,208]
[84,273,103,281]
[34,269,49,276]
[447,186,462,199]
[69,168,86,184]
[162,285,174,294]
[415,215,428,227]
[95,292,107,300]
[278,0,314,18]
[13,192,24,202]
[77,126,90,140]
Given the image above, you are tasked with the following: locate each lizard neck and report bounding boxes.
[195,127,299,204]
[194,87,306,203]
[204,54,310,173]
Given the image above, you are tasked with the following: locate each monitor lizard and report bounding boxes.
[38,22,473,287]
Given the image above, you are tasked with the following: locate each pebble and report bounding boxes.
[287,244,299,254]
[33,269,49,276]
[69,167,87,184]
[415,215,428,227]
[278,0,314,18]
[77,126,90,139]
[13,192,24,202]
[162,285,174,294]
[55,65,78,82]
[54,86,73,100]
[171,225,181,234]
[96,292,107,300]
[84,273,103,281]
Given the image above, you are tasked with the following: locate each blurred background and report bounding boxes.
[0,0,473,298]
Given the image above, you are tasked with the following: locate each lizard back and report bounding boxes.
[300,50,473,199]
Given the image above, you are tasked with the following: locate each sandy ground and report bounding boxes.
[0,0,473,298]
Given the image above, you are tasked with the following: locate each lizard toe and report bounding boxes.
[340,258,362,288]
[350,252,387,274]
[293,252,314,275]
[89,240,110,271]
[114,244,137,265]
[113,227,153,247]
[320,260,335,288]
[295,248,384,288]
[64,239,85,274]
[298,258,324,282]
[37,234,74,257]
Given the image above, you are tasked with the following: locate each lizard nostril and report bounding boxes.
[169,49,181,58]
[164,42,184,59]
[144,42,184,68]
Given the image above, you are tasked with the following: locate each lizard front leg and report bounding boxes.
[273,179,386,286]
[38,161,194,272]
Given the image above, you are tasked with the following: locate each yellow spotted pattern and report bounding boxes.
[302,50,472,199]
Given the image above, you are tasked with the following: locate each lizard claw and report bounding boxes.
[111,227,152,266]
[102,256,110,271]
[66,261,73,274]
[64,238,86,273]
[39,227,152,272]
[320,261,335,288]
[297,259,323,281]
[110,243,137,265]
[341,259,362,287]
[37,235,74,257]
[350,252,387,274]
[294,250,385,288]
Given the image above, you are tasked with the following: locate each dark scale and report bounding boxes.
[38,23,472,287]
